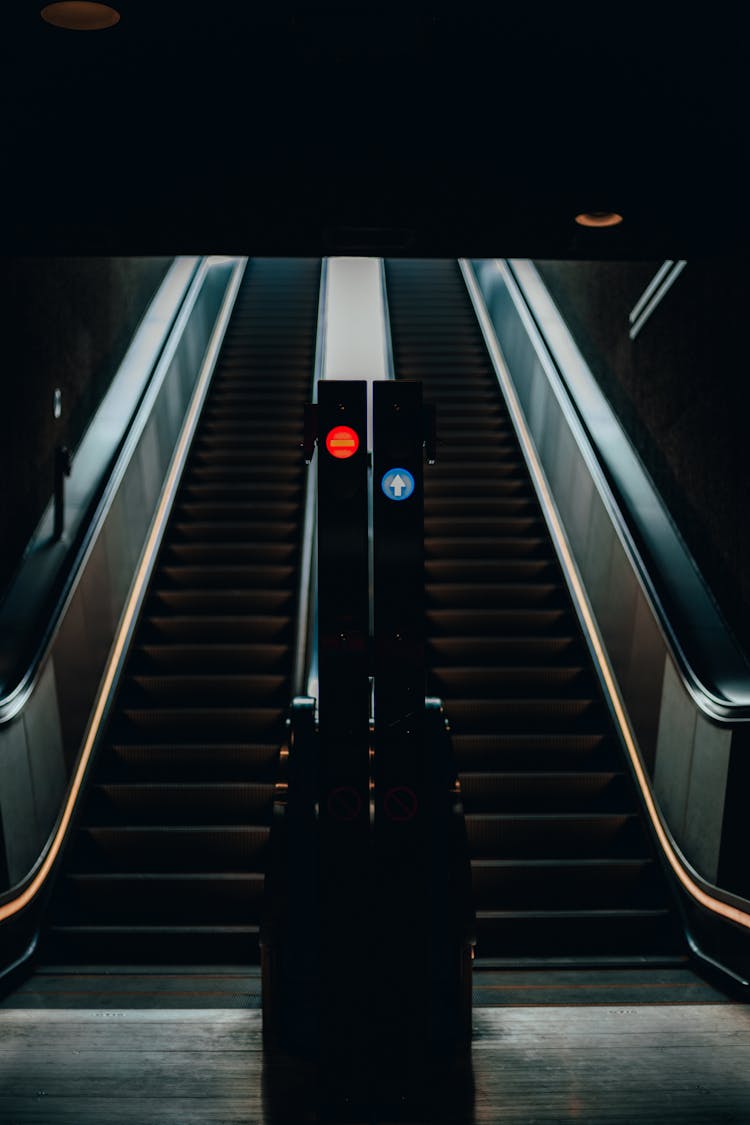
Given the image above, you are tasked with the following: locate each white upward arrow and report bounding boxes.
[390,473,406,497]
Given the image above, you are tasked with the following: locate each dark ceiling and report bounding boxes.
[3,2,747,258]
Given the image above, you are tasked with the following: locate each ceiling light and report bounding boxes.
[41,2,120,30]
[574,211,624,229]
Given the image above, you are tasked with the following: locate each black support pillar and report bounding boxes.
[372,380,428,1091]
[316,379,371,1095]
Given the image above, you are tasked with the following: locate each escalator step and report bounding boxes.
[452,732,616,771]
[426,538,552,561]
[131,643,290,673]
[141,614,292,640]
[465,812,648,859]
[164,542,297,565]
[474,909,679,958]
[84,783,275,826]
[447,697,600,732]
[126,674,288,705]
[72,825,270,872]
[147,589,294,614]
[431,665,588,693]
[429,636,580,664]
[168,521,298,540]
[471,858,662,910]
[426,583,564,609]
[42,925,262,965]
[56,872,265,924]
[427,609,570,636]
[103,742,280,781]
[118,707,284,740]
[459,771,630,813]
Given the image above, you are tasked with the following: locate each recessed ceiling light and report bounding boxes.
[574,211,624,229]
[41,2,120,30]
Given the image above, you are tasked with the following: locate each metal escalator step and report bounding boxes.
[458,771,630,814]
[57,873,265,925]
[471,858,662,911]
[465,813,647,859]
[463,814,647,855]
[426,583,564,609]
[42,924,262,965]
[164,542,297,565]
[176,497,299,516]
[426,559,556,583]
[425,518,544,538]
[132,643,290,673]
[427,608,570,636]
[72,825,270,872]
[186,464,303,482]
[147,589,294,615]
[423,477,528,498]
[429,635,580,664]
[168,520,298,540]
[84,782,275,826]
[452,732,615,771]
[424,496,536,515]
[104,741,280,781]
[431,665,587,693]
[474,909,679,959]
[447,697,600,733]
[435,422,510,436]
[190,449,302,465]
[425,537,551,561]
[200,415,304,432]
[194,416,304,431]
[126,674,288,705]
[119,707,284,740]
[142,615,291,642]
[156,566,295,589]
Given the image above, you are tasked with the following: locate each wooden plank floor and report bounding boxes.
[1,972,749,1123]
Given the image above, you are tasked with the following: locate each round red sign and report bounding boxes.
[325,425,360,459]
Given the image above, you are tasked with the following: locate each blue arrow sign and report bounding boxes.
[381,468,415,501]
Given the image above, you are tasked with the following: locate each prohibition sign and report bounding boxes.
[327,785,362,822]
[383,785,418,822]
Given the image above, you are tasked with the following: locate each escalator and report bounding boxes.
[385,260,687,964]
[39,258,321,966]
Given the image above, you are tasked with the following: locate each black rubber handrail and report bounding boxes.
[0,258,200,722]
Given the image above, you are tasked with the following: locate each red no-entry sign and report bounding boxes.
[325,425,360,459]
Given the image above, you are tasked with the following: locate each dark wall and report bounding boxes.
[534,259,750,656]
[0,258,172,596]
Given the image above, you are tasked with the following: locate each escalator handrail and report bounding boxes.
[292,259,328,701]
[486,257,750,721]
[0,257,202,724]
[0,258,247,927]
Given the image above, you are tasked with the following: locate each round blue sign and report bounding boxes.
[381,468,415,501]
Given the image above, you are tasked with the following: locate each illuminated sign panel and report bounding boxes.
[325,425,359,459]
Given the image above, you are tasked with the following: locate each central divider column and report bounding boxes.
[316,379,372,1097]
[372,381,429,1092]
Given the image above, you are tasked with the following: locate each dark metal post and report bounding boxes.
[372,380,428,1092]
[316,380,371,1096]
